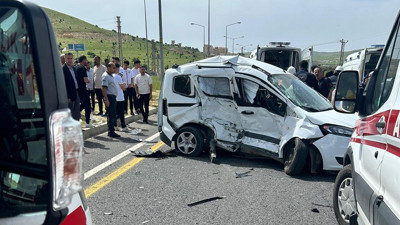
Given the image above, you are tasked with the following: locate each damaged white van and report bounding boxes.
[158,56,356,175]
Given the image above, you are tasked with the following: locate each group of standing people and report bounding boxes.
[61,54,153,138]
[289,60,338,101]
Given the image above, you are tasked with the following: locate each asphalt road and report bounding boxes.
[83,114,338,225]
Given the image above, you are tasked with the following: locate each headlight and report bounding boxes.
[319,124,353,137]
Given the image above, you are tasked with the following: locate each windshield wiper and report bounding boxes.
[301,106,320,112]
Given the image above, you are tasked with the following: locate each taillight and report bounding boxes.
[49,109,83,210]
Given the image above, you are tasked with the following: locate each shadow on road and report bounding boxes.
[172,148,337,183]
[84,140,110,150]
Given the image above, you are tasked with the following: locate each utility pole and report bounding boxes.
[144,0,150,70]
[158,0,165,78]
[339,39,348,66]
[207,0,210,57]
[116,16,123,61]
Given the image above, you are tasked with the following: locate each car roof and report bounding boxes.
[167,55,287,80]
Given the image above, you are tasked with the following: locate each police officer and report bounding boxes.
[294,60,318,90]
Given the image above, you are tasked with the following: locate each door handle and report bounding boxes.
[241,110,254,115]
[375,116,386,134]
[375,121,385,129]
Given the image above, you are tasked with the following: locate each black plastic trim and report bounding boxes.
[159,131,172,147]
[244,131,280,145]
[335,157,344,165]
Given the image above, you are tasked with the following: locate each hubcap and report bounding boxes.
[177,132,197,154]
[337,177,356,222]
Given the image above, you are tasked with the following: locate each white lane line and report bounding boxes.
[84,132,160,180]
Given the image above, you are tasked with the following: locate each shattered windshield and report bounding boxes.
[268,74,333,112]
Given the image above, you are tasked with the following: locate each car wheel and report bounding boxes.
[175,127,204,156]
[333,164,356,225]
[283,138,308,175]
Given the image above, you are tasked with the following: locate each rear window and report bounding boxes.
[198,77,231,97]
[260,49,299,70]
[0,7,48,216]
[173,75,192,96]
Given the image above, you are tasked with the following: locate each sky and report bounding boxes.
[26,0,400,53]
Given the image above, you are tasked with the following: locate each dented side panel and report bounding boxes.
[192,69,244,148]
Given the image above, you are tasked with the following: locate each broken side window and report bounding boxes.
[198,77,231,97]
[235,78,287,116]
[173,75,193,96]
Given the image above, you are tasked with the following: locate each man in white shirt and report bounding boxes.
[86,61,95,111]
[112,57,124,74]
[122,60,133,115]
[114,64,128,131]
[134,66,152,124]
[131,60,141,114]
[93,56,107,115]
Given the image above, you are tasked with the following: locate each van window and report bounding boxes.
[198,77,231,97]
[0,7,48,216]
[173,75,192,96]
[235,78,286,116]
[367,23,400,114]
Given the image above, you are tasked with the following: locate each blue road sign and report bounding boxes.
[74,44,85,51]
[68,44,74,50]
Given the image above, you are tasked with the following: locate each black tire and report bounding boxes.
[174,127,204,156]
[333,164,356,225]
[283,138,308,175]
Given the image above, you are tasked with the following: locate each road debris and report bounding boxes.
[312,202,333,208]
[311,208,320,213]
[235,170,252,178]
[142,220,150,224]
[104,212,113,215]
[130,128,142,135]
[187,196,225,207]
[131,148,176,159]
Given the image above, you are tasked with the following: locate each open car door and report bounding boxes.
[301,46,313,71]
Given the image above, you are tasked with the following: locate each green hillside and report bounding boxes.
[313,50,359,68]
[42,7,203,73]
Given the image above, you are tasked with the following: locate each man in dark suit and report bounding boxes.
[63,52,80,121]
[75,55,94,128]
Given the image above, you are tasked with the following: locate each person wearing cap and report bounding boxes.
[287,66,296,75]
[329,66,343,88]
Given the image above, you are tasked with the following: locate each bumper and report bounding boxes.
[160,131,172,147]
[312,134,351,171]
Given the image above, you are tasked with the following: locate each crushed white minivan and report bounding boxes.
[158,56,357,175]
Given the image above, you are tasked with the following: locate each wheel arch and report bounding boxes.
[172,122,215,143]
[281,137,324,173]
[343,146,353,166]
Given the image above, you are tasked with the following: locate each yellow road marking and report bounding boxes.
[84,141,165,198]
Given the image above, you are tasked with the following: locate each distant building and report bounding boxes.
[203,45,228,56]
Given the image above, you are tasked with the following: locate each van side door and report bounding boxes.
[372,16,400,224]
[233,76,287,155]
[353,13,400,224]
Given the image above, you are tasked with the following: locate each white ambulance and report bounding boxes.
[0,1,91,224]
[332,11,400,225]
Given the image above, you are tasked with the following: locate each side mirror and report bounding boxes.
[334,71,359,113]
